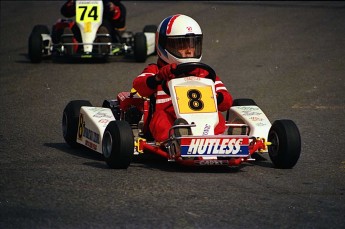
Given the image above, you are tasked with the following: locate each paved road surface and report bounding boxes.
[1,1,344,228]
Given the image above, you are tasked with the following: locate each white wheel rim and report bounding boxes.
[269,131,280,157]
[102,131,113,158]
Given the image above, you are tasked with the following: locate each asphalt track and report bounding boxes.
[1,1,345,229]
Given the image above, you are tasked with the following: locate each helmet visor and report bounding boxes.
[165,35,202,59]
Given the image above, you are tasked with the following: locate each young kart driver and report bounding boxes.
[132,14,233,143]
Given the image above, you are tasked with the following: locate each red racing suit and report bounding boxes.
[133,59,233,142]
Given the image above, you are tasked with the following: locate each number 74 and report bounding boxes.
[77,5,99,22]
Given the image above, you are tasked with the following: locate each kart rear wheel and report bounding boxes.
[232,98,257,106]
[102,121,134,169]
[28,25,50,63]
[268,119,301,169]
[62,100,92,148]
[134,32,147,62]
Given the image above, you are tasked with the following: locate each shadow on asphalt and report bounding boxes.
[44,142,104,161]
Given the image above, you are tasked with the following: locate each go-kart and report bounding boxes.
[28,0,156,63]
[62,62,301,169]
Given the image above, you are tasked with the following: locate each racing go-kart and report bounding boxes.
[62,62,301,169]
[28,0,156,63]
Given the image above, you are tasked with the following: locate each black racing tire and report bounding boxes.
[102,121,134,169]
[28,25,50,63]
[143,25,157,33]
[62,100,92,148]
[32,24,50,34]
[134,32,147,62]
[232,98,257,106]
[268,119,301,169]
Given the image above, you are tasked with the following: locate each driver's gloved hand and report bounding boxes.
[216,92,224,105]
[155,63,177,81]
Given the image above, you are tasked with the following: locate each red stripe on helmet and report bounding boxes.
[166,14,180,35]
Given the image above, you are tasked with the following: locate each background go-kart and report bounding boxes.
[1,1,344,228]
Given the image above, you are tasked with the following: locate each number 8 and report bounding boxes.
[187,89,204,111]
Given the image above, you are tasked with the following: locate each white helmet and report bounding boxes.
[156,14,203,64]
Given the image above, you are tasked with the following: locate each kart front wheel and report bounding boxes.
[102,121,134,169]
[134,32,147,62]
[62,100,92,148]
[28,25,50,63]
[268,119,301,169]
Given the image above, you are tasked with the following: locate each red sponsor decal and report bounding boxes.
[85,140,97,151]
[99,119,109,124]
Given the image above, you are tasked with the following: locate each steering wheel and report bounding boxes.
[162,62,217,96]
